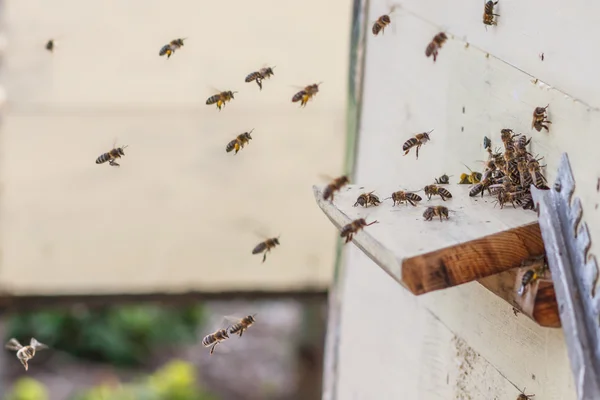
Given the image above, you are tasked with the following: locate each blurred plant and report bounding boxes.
[5,377,49,400]
[70,360,218,400]
[6,304,204,367]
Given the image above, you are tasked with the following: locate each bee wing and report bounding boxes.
[207,85,223,94]
[30,338,48,350]
[318,173,337,182]
[290,84,308,90]
[5,338,23,351]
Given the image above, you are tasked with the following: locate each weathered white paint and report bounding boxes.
[0,0,351,294]
[324,0,600,397]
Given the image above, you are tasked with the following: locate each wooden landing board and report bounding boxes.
[313,184,543,295]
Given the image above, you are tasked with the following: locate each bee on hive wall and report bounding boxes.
[202,329,230,355]
[206,90,237,111]
[252,236,280,263]
[5,338,48,371]
[292,83,322,107]
[96,141,128,167]
[245,66,275,90]
[531,104,551,132]
[402,130,433,159]
[424,184,452,201]
[483,1,500,27]
[354,191,382,207]
[226,129,254,154]
[340,219,378,244]
[425,32,448,62]
[423,206,449,222]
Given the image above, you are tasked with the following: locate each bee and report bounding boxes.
[521,193,535,211]
[483,136,492,150]
[423,205,449,222]
[517,159,533,188]
[5,338,48,371]
[202,329,230,355]
[252,236,280,263]
[539,52,545,61]
[527,159,549,189]
[425,32,448,62]
[434,174,451,184]
[292,82,322,107]
[354,191,382,207]
[385,191,422,206]
[500,128,516,151]
[206,90,237,111]
[459,164,482,184]
[469,177,493,197]
[322,175,350,202]
[96,141,128,167]
[371,6,398,36]
[531,104,551,132]
[45,39,54,52]
[159,38,186,58]
[514,134,532,157]
[517,393,535,400]
[226,129,254,154]
[245,66,275,90]
[402,129,433,159]
[494,191,524,209]
[483,1,500,27]
[340,218,379,244]
[518,259,548,296]
[228,315,256,337]
[424,184,452,201]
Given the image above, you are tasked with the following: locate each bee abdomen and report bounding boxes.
[292,91,305,102]
[407,193,422,202]
[95,152,110,164]
[159,45,171,56]
[206,95,219,105]
[402,138,417,151]
[245,72,261,82]
[229,323,243,335]
[226,139,238,153]
[439,188,453,198]
[202,335,215,347]
[252,242,267,254]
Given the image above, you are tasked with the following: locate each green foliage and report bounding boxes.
[5,377,49,400]
[71,360,218,400]
[6,304,204,367]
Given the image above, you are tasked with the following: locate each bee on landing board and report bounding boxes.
[425,32,448,62]
[424,184,452,201]
[403,129,433,159]
[354,191,382,207]
[292,82,322,107]
[226,129,254,154]
[227,315,257,338]
[531,104,551,132]
[322,175,350,202]
[245,66,275,90]
[202,329,230,355]
[423,205,449,222]
[159,38,186,59]
[5,338,48,371]
[340,218,379,244]
[483,1,499,27]
[96,141,128,167]
[206,90,237,111]
[434,174,451,185]
[252,236,280,263]
[385,190,422,206]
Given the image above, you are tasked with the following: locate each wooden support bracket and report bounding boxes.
[313,184,544,295]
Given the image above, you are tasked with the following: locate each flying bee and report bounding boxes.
[483,1,500,27]
[527,159,549,189]
[425,32,448,62]
[423,205,449,222]
[459,164,482,184]
[245,66,275,90]
[531,104,551,132]
[227,315,257,338]
[206,90,237,111]
[354,191,382,207]
[424,184,452,201]
[385,190,422,206]
[322,175,350,202]
[469,177,493,197]
[45,39,54,52]
[340,218,379,244]
[483,136,492,150]
[96,141,128,167]
[5,338,48,371]
[159,38,186,58]
[292,82,322,107]
[434,174,451,184]
[402,129,433,159]
[202,329,230,355]
[226,129,254,154]
[371,6,397,36]
[252,236,280,263]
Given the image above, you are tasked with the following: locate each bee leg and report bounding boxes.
[416,145,420,159]
[20,359,28,371]
[262,252,267,263]
[210,343,217,355]
[239,329,244,338]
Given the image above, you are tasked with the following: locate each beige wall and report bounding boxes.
[0,0,352,295]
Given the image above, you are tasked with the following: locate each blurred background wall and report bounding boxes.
[0,0,352,399]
